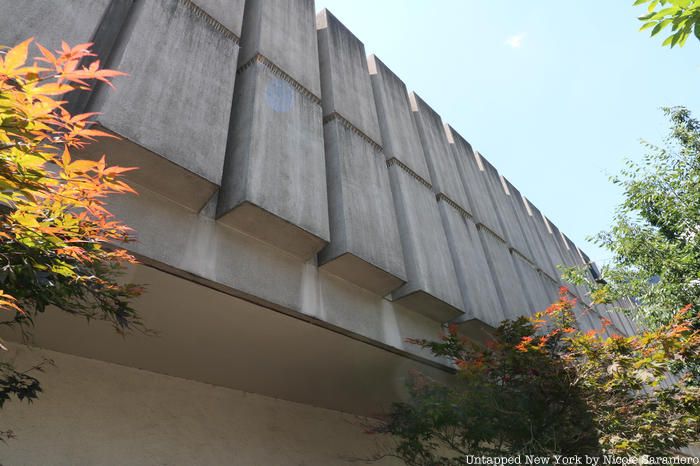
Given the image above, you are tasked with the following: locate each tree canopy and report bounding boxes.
[374,290,700,462]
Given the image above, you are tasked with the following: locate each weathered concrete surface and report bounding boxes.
[410,93,471,211]
[523,199,567,282]
[444,125,506,240]
[502,179,559,280]
[0,0,112,48]
[478,156,534,261]
[438,201,505,326]
[194,0,245,36]
[369,55,432,182]
[319,119,406,295]
[1,344,404,465]
[547,220,590,301]
[316,9,381,144]
[105,185,442,362]
[86,0,239,211]
[512,251,551,313]
[217,60,329,258]
[478,226,531,319]
[387,163,464,321]
[238,0,321,98]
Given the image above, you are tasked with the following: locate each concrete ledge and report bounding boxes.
[79,128,217,213]
[218,201,328,260]
[319,252,405,297]
[217,60,329,258]
[394,290,463,323]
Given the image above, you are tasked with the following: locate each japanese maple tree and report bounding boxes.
[0,38,142,439]
[374,289,700,462]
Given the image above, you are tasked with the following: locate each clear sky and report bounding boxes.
[314,0,700,265]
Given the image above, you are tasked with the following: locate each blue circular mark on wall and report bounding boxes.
[265,77,294,113]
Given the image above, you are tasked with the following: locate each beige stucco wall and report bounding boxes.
[1,344,399,465]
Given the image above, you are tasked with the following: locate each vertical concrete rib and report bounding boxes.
[85,0,241,212]
[478,227,532,319]
[409,93,471,212]
[444,125,506,240]
[217,0,329,259]
[385,162,464,321]
[367,56,461,320]
[477,155,534,262]
[368,55,432,183]
[315,10,406,295]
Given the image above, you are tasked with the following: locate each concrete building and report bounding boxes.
[0,1,640,464]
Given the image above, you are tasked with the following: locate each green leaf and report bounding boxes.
[662,34,676,45]
[640,21,657,31]
[695,22,700,40]
[651,19,672,35]
[633,0,649,5]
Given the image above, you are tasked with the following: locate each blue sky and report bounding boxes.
[314,0,700,265]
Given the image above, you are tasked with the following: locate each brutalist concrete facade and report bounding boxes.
[0,1,642,462]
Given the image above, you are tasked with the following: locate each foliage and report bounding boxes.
[563,107,700,336]
[375,289,700,463]
[0,38,142,437]
[634,0,700,47]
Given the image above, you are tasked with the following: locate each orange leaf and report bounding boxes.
[3,37,32,70]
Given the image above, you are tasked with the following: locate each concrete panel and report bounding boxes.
[87,0,239,211]
[547,221,590,301]
[478,156,534,261]
[524,199,567,282]
[368,55,431,182]
[316,9,381,145]
[502,178,558,279]
[318,119,406,295]
[0,0,112,49]
[512,251,552,313]
[194,0,245,36]
[478,226,531,319]
[438,201,504,327]
[444,125,506,240]
[387,163,463,321]
[238,0,320,98]
[217,60,329,259]
[409,93,472,212]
